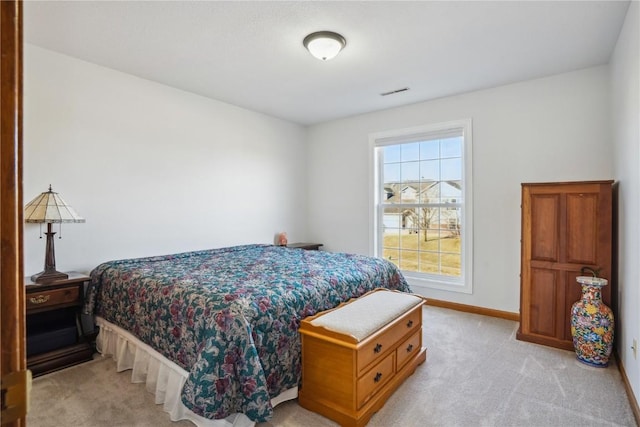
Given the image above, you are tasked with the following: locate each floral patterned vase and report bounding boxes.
[570,276,614,367]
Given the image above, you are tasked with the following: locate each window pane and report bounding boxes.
[400,185,416,203]
[383,184,400,204]
[441,250,461,277]
[419,160,439,182]
[443,208,461,244]
[401,161,419,183]
[441,214,462,276]
[420,140,439,160]
[382,221,400,267]
[401,143,420,162]
[442,237,461,255]
[383,248,399,266]
[441,266,461,277]
[441,136,462,158]
[401,208,419,232]
[400,229,419,249]
[420,182,440,203]
[418,251,439,274]
[384,163,400,184]
[418,229,438,251]
[399,250,418,271]
[384,145,401,163]
[417,207,436,234]
[382,186,392,203]
[383,207,402,233]
[441,180,462,202]
[441,158,461,181]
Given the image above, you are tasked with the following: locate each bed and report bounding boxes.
[84,244,411,426]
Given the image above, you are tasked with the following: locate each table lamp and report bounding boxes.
[24,185,85,284]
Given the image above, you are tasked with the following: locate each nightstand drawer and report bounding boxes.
[27,286,80,310]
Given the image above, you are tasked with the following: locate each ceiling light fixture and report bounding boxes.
[303,31,346,61]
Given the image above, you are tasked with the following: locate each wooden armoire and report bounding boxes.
[517,181,614,351]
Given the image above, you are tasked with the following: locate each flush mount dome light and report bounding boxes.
[303,31,346,61]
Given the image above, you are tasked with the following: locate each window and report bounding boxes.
[370,120,472,293]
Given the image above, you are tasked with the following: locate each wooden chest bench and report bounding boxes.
[298,288,427,426]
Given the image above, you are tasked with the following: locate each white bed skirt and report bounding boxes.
[95,317,298,427]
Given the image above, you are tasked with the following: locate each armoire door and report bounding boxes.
[517,181,614,351]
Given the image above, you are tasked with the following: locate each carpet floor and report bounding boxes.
[28,306,637,427]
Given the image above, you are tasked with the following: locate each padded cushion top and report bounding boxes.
[309,290,423,342]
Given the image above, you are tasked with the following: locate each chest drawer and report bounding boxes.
[357,306,421,373]
[27,285,80,311]
[397,329,422,369]
[356,352,395,409]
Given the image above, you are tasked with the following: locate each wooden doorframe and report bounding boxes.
[1,0,26,426]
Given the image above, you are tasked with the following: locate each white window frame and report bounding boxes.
[369,119,473,294]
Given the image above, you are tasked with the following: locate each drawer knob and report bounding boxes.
[407,320,413,328]
[30,295,50,305]
[406,344,414,353]
[374,372,382,383]
[374,343,382,353]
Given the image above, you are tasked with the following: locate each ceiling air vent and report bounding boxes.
[380,87,409,96]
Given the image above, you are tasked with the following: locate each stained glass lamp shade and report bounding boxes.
[24,185,85,284]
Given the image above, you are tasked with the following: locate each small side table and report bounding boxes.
[25,272,94,377]
[287,243,323,251]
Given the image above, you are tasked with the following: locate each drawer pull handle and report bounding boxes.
[374,343,382,353]
[407,320,413,328]
[374,372,382,383]
[406,344,414,353]
[30,295,50,305]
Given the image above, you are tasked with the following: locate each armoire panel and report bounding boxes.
[566,193,598,265]
[530,194,559,262]
[529,268,557,337]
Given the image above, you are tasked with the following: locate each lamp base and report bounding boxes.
[31,269,69,284]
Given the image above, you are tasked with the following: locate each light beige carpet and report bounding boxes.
[28,307,638,427]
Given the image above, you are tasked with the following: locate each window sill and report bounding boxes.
[403,273,472,294]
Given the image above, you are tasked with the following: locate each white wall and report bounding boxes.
[611,0,639,408]
[24,45,308,276]
[307,66,612,313]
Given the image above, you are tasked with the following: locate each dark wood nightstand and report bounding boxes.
[286,242,323,251]
[25,272,94,377]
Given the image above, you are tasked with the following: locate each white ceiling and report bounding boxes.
[24,1,630,126]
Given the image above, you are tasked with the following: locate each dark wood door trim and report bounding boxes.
[1,0,26,426]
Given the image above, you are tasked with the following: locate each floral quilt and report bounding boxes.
[84,244,410,422]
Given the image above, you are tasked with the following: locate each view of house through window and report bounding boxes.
[373,121,472,291]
